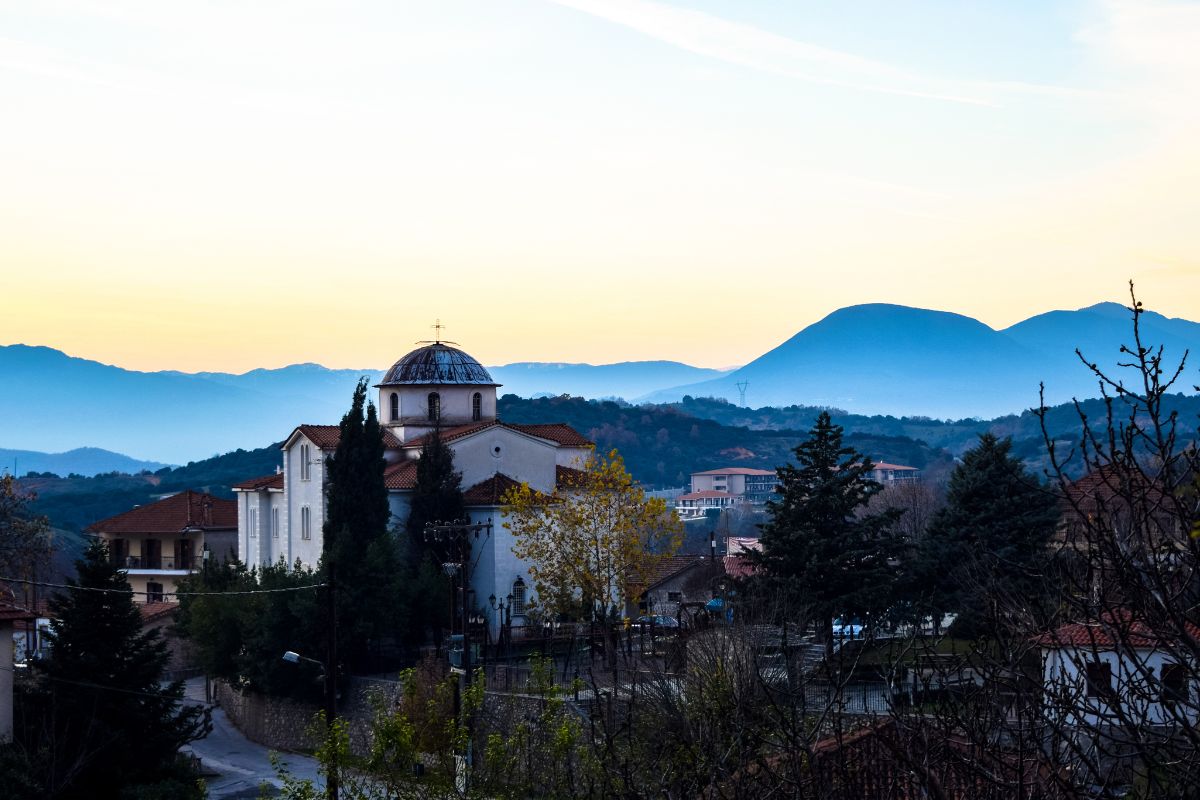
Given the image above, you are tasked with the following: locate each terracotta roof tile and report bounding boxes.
[293,424,402,451]
[385,461,418,490]
[506,423,593,447]
[643,555,705,588]
[463,473,524,506]
[693,467,777,476]
[232,473,284,491]
[0,600,35,622]
[139,602,178,622]
[402,421,593,450]
[724,554,760,579]
[1034,610,1200,649]
[555,465,588,488]
[401,422,495,449]
[85,490,237,535]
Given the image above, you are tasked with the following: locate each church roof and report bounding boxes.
[384,461,418,490]
[378,343,497,387]
[401,421,593,450]
[86,490,237,535]
[463,473,525,506]
[289,424,403,451]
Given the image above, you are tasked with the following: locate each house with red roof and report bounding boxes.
[86,490,237,603]
[231,339,597,637]
[1036,611,1200,733]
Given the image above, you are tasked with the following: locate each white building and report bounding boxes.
[232,341,593,637]
[676,467,778,519]
[1037,613,1199,758]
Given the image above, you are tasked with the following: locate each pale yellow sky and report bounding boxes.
[2,0,1199,372]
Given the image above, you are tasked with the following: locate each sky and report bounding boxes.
[2,0,1199,372]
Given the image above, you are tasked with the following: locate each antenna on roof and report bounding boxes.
[735,381,749,407]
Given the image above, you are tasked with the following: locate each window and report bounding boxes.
[300,444,311,481]
[667,591,682,603]
[146,582,164,603]
[390,392,399,422]
[472,392,482,422]
[511,578,526,615]
[248,508,257,538]
[1162,663,1188,705]
[427,392,441,421]
[1086,660,1113,699]
[272,508,279,539]
[301,505,312,540]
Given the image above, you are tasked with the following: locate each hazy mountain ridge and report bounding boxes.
[0,447,168,478]
[642,302,1200,415]
[4,301,1198,463]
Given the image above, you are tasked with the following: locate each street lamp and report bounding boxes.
[281,648,337,799]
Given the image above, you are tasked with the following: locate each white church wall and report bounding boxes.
[450,429,556,492]
[388,494,413,532]
[380,385,496,428]
[467,508,535,638]
[555,446,594,470]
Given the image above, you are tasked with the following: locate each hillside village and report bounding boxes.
[5,320,1200,799]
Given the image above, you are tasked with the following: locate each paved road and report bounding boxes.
[180,678,322,799]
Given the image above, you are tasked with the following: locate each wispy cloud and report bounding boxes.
[547,0,1098,107]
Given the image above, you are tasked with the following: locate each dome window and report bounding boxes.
[472,392,482,422]
[389,392,399,422]
[427,392,441,422]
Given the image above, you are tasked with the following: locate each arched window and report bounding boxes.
[511,577,526,615]
[427,392,441,421]
[472,392,482,422]
[389,392,399,422]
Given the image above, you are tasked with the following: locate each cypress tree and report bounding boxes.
[755,411,901,656]
[323,378,403,671]
[406,429,466,538]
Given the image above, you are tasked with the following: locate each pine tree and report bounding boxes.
[919,433,1060,633]
[755,412,901,655]
[21,541,209,798]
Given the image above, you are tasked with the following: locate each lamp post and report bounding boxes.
[423,518,492,787]
[489,593,513,658]
[282,649,337,799]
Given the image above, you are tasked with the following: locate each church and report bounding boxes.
[231,339,594,637]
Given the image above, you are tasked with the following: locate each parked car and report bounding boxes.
[832,618,865,640]
[635,614,680,631]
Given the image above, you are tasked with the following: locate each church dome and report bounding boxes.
[378,343,497,386]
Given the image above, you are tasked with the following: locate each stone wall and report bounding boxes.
[214,677,407,754]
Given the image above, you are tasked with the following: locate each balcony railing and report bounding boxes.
[117,555,193,571]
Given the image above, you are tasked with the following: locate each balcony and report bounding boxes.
[117,555,195,574]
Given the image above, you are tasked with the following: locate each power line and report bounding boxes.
[0,575,327,598]
[0,663,218,708]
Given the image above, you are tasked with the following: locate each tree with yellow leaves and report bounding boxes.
[502,449,682,624]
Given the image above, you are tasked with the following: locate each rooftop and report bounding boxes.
[377,343,498,387]
[86,490,237,535]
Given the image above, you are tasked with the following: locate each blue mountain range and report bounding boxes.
[3,301,1196,463]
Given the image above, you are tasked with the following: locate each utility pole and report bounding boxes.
[424,518,492,792]
[325,565,338,800]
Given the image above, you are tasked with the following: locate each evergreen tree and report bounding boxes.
[406,429,466,538]
[404,430,463,646]
[323,378,404,672]
[919,433,1060,633]
[754,412,901,656]
[16,541,209,799]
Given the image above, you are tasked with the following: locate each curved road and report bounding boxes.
[180,677,322,799]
